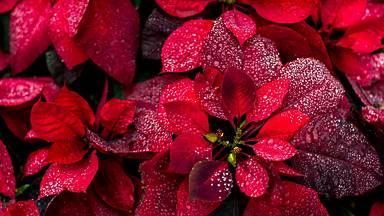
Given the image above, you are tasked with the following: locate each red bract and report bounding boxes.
[370,202,384,216]
[155,0,314,24]
[0,0,17,13]
[0,140,15,199]
[26,87,139,213]
[0,201,39,216]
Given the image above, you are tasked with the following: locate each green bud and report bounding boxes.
[204,133,218,143]
[227,153,237,167]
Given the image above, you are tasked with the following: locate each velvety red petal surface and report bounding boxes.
[177,178,220,216]
[253,138,296,161]
[189,160,232,202]
[290,112,383,198]
[161,20,213,72]
[168,134,211,174]
[136,151,184,216]
[48,0,89,69]
[45,191,94,216]
[31,101,85,142]
[47,139,88,164]
[93,159,135,211]
[362,3,384,20]
[155,0,213,18]
[222,68,256,118]
[10,0,51,74]
[236,157,269,197]
[0,140,15,198]
[39,151,98,197]
[321,0,367,29]
[100,99,136,135]
[273,162,302,177]
[54,87,95,127]
[370,202,384,216]
[0,78,44,107]
[244,0,315,23]
[202,17,243,72]
[24,147,49,177]
[244,182,328,216]
[88,189,128,216]
[0,0,17,13]
[249,79,290,122]
[1,201,40,216]
[74,0,140,85]
[257,109,310,141]
[222,10,256,45]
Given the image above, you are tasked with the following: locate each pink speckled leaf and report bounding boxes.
[93,159,135,211]
[244,182,328,216]
[249,79,290,122]
[100,99,136,135]
[48,0,89,68]
[242,0,315,23]
[10,0,51,74]
[337,18,384,53]
[257,109,310,141]
[321,0,367,29]
[253,138,296,161]
[362,106,384,126]
[279,58,344,117]
[24,147,49,177]
[194,67,226,119]
[54,87,95,127]
[0,78,45,107]
[169,134,211,174]
[0,140,15,198]
[202,17,243,72]
[161,20,213,72]
[236,157,269,198]
[2,201,40,216]
[177,178,220,216]
[242,35,282,88]
[189,160,233,202]
[40,151,98,197]
[136,151,184,216]
[222,68,256,118]
[222,10,256,45]
[155,0,213,18]
[45,191,94,216]
[31,101,85,142]
[290,112,383,198]
[74,0,140,85]
[0,0,17,13]
[362,3,384,20]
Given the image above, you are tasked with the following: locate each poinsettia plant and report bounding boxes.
[0,0,383,215]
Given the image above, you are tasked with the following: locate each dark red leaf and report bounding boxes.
[221,10,256,45]
[10,0,51,74]
[24,147,49,177]
[93,159,135,211]
[249,79,290,122]
[155,0,213,18]
[370,202,384,216]
[136,151,184,216]
[2,201,40,216]
[0,108,30,140]
[54,87,95,127]
[87,189,127,216]
[177,178,220,216]
[39,151,98,197]
[244,181,328,216]
[279,58,344,117]
[0,140,15,198]
[48,0,89,68]
[0,50,9,71]
[0,0,17,13]
[202,17,243,72]
[189,160,232,202]
[253,138,296,161]
[273,162,302,177]
[100,99,136,135]
[242,35,282,88]
[31,101,85,142]
[74,0,140,85]
[45,191,94,216]
[161,20,213,72]
[242,0,315,23]
[222,68,256,118]
[290,112,383,198]
[236,157,269,197]
[47,139,88,164]
[257,109,310,141]
[321,0,367,29]
[168,134,211,174]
